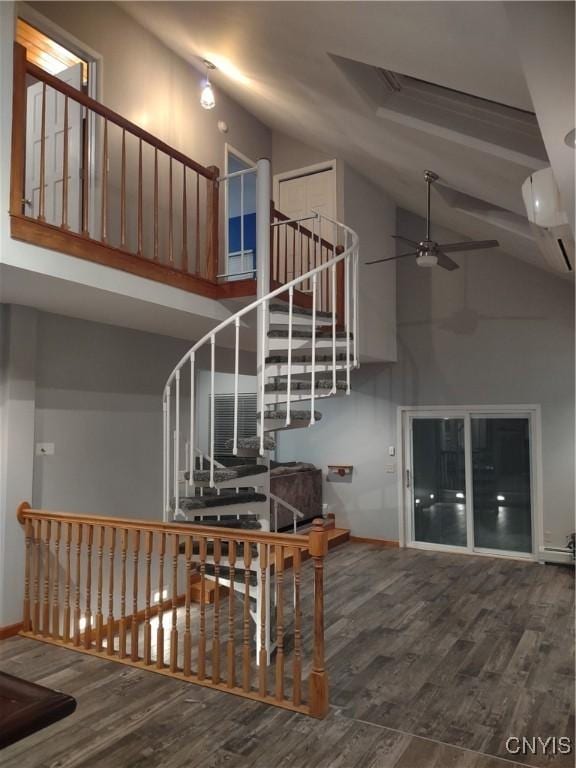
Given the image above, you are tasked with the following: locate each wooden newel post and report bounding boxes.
[308,517,329,718]
[206,165,220,283]
[18,503,32,632]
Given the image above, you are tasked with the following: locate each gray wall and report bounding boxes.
[279,208,575,548]
[32,312,191,519]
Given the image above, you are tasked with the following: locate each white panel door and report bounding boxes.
[278,168,336,240]
[25,63,83,231]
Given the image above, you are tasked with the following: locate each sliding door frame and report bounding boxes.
[397,404,543,561]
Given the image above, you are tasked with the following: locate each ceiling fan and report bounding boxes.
[367,170,500,271]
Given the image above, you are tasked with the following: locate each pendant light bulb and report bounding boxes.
[201,60,216,110]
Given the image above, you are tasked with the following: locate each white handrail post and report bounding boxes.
[210,335,216,488]
[286,286,293,426]
[162,394,168,521]
[233,317,240,455]
[345,249,351,395]
[189,352,195,480]
[174,369,180,515]
[165,386,171,518]
[310,272,317,426]
[354,244,359,368]
[256,158,271,457]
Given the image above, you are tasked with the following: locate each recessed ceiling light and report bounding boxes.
[564,129,576,149]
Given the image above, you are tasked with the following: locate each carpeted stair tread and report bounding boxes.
[269,302,332,320]
[224,435,276,451]
[265,379,348,393]
[268,328,351,339]
[262,409,322,421]
[185,463,269,483]
[178,492,267,510]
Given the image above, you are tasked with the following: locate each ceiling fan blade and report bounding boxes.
[438,239,499,253]
[391,234,419,248]
[436,252,460,271]
[366,251,417,265]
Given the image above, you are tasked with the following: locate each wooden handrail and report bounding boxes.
[22,50,216,181]
[16,502,329,717]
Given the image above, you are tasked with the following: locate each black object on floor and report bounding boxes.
[0,670,77,749]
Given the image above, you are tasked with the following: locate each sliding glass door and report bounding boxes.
[406,410,535,558]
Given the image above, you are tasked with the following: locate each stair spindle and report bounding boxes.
[51,521,61,639]
[227,540,237,688]
[156,532,166,668]
[258,543,268,697]
[292,547,302,706]
[168,157,173,263]
[169,533,179,673]
[42,520,51,636]
[198,536,207,680]
[182,166,188,271]
[106,527,116,654]
[212,537,221,684]
[63,522,72,642]
[84,525,94,649]
[95,526,105,652]
[23,518,32,632]
[195,173,200,274]
[119,528,128,658]
[73,524,83,646]
[38,83,46,221]
[153,148,159,261]
[242,541,252,692]
[183,535,193,676]
[61,96,69,230]
[275,545,285,701]
[32,520,41,634]
[120,128,126,248]
[143,531,153,665]
[131,530,140,661]
[100,118,108,243]
[137,139,143,255]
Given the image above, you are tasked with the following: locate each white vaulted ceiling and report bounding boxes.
[121,1,574,276]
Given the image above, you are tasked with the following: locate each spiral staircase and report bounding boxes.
[162,159,359,658]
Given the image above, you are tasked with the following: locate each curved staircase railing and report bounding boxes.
[162,208,359,519]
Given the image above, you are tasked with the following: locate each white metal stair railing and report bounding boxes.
[162,209,359,520]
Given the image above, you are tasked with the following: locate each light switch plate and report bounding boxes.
[36,442,55,456]
[388,446,396,457]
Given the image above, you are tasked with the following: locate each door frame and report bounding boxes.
[397,404,543,561]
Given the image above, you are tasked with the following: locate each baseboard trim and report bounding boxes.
[539,547,574,565]
[349,536,399,549]
[0,621,24,640]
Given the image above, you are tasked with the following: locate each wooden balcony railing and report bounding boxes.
[17,502,330,718]
[10,43,221,298]
[271,205,345,322]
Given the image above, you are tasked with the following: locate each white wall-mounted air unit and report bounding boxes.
[522,167,574,274]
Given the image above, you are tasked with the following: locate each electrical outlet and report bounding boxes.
[36,443,55,456]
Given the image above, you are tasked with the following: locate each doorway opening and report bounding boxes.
[399,406,542,560]
[224,145,256,280]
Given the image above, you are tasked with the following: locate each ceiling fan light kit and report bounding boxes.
[367,170,500,271]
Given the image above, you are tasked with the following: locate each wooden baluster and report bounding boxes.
[42,520,51,636]
[100,118,108,242]
[292,547,302,706]
[169,533,179,673]
[183,535,192,676]
[195,173,200,275]
[38,83,46,221]
[198,536,207,680]
[258,543,268,697]
[51,522,61,639]
[156,531,166,668]
[137,139,143,255]
[73,524,83,646]
[106,527,116,655]
[227,540,237,688]
[32,520,41,633]
[120,128,126,248]
[63,523,72,642]
[82,105,90,236]
[308,519,329,717]
[95,526,105,652]
[275,544,285,701]
[182,166,188,272]
[118,528,128,658]
[84,525,93,648]
[168,157,174,263]
[131,530,140,661]
[242,541,252,692]
[61,96,69,229]
[23,518,32,632]
[153,148,159,261]
[143,531,153,665]
[206,166,220,283]
[212,537,221,684]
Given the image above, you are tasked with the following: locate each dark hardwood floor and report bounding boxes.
[0,543,573,768]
